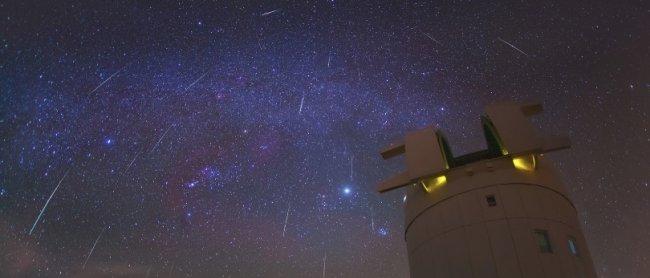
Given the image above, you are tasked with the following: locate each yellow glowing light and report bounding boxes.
[421,175,447,193]
[512,154,536,171]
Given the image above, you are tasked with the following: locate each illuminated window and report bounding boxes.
[568,237,579,256]
[486,195,497,207]
[534,229,553,253]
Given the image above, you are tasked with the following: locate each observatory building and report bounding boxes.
[378,102,596,278]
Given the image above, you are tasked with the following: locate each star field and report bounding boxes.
[0,1,648,277]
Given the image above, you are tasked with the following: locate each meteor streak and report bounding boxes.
[185,72,208,92]
[89,69,122,94]
[299,93,305,115]
[422,32,443,46]
[498,37,529,57]
[29,170,70,235]
[150,124,173,153]
[322,253,327,278]
[282,203,291,237]
[261,9,280,16]
[350,155,354,181]
[124,147,145,173]
[370,206,375,233]
[82,226,107,269]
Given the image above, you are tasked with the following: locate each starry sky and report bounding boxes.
[0,1,648,277]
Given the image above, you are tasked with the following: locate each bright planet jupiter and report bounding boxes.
[0,1,647,277]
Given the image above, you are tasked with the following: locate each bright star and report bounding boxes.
[104,137,114,145]
[342,187,352,195]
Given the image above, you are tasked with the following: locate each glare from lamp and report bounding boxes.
[421,175,447,193]
[512,154,536,171]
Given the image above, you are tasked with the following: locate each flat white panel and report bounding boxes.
[464,224,498,278]
[499,184,527,218]
[444,230,473,278]
[458,188,483,225]
[486,219,522,278]
[520,186,544,218]
[508,218,545,278]
[432,235,450,278]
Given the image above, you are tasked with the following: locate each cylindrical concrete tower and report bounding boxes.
[377,102,596,278]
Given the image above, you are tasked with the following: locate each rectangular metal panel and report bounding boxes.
[423,204,443,237]
[380,141,405,159]
[486,219,523,277]
[520,186,545,218]
[418,243,437,278]
[551,192,574,228]
[499,184,528,218]
[444,230,473,278]
[508,218,546,278]
[431,236,450,278]
[539,189,561,221]
[404,127,447,179]
[439,197,462,233]
[408,244,418,276]
[485,103,543,155]
[464,224,498,278]
[458,189,483,225]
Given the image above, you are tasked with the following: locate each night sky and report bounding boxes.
[1,1,648,277]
